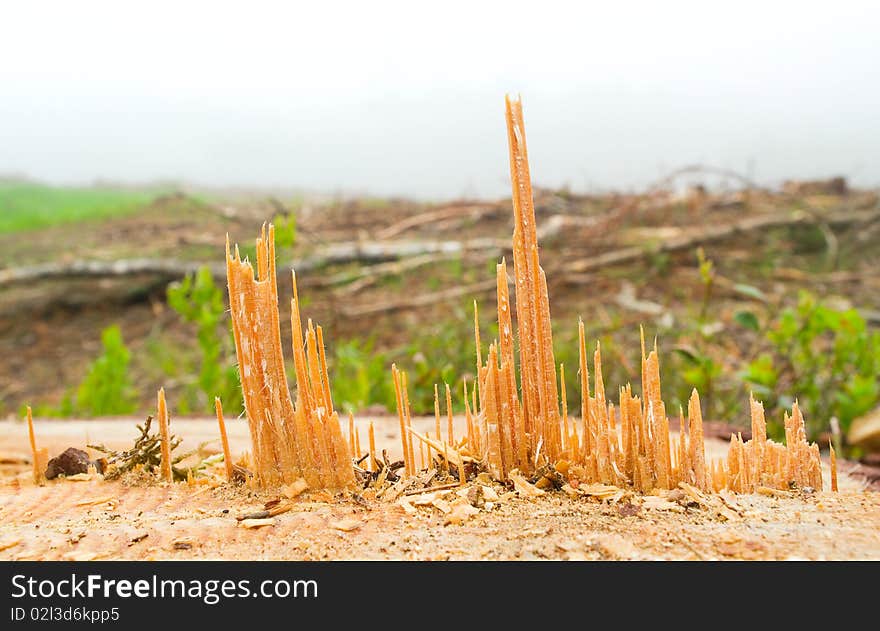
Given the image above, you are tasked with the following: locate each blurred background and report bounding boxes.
[1,1,878,457]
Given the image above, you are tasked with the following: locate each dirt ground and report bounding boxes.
[1,417,878,561]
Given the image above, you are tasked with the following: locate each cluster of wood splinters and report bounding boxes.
[393,96,825,494]
[220,95,829,494]
[225,225,355,489]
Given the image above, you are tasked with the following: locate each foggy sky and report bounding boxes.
[1,1,878,199]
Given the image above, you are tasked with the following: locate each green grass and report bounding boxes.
[0,182,155,233]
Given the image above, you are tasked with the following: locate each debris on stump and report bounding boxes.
[330,518,361,532]
[239,518,275,529]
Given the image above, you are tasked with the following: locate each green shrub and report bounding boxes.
[667,249,741,421]
[399,304,484,414]
[73,325,138,416]
[329,338,395,413]
[167,267,243,414]
[741,290,880,441]
[273,212,297,249]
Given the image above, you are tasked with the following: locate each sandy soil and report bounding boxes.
[1,417,878,561]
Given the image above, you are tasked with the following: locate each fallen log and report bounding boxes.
[305,252,463,294]
[0,258,223,287]
[2,207,874,290]
[566,207,880,274]
[375,204,500,239]
[0,238,505,289]
[339,278,499,317]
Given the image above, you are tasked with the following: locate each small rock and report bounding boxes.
[467,485,485,508]
[45,448,103,480]
[617,502,642,517]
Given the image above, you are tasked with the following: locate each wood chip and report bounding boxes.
[715,504,741,522]
[75,495,115,507]
[757,486,791,497]
[578,484,621,500]
[329,518,361,532]
[404,482,460,496]
[509,471,545,497]
[282,478,309,499]
[310,490,335,503]
[641,496,681,511]
[431,498,453,514]
[397,497,417,515]
[407,429,466,467]
[679,481,740,521]
[267,502,294,517]
[444,502,479,526]
[412,492,438,506]
[562,483,580,498]
[240,518,275,529]
[381,479,408,503]
[480,485,500,501]
[679,481,707,504]
[65,473,97,482]
[0,539,21,552]
[718,489,743,513]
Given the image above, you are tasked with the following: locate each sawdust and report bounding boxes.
[1,463,877,560]
[3,401,877,560]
